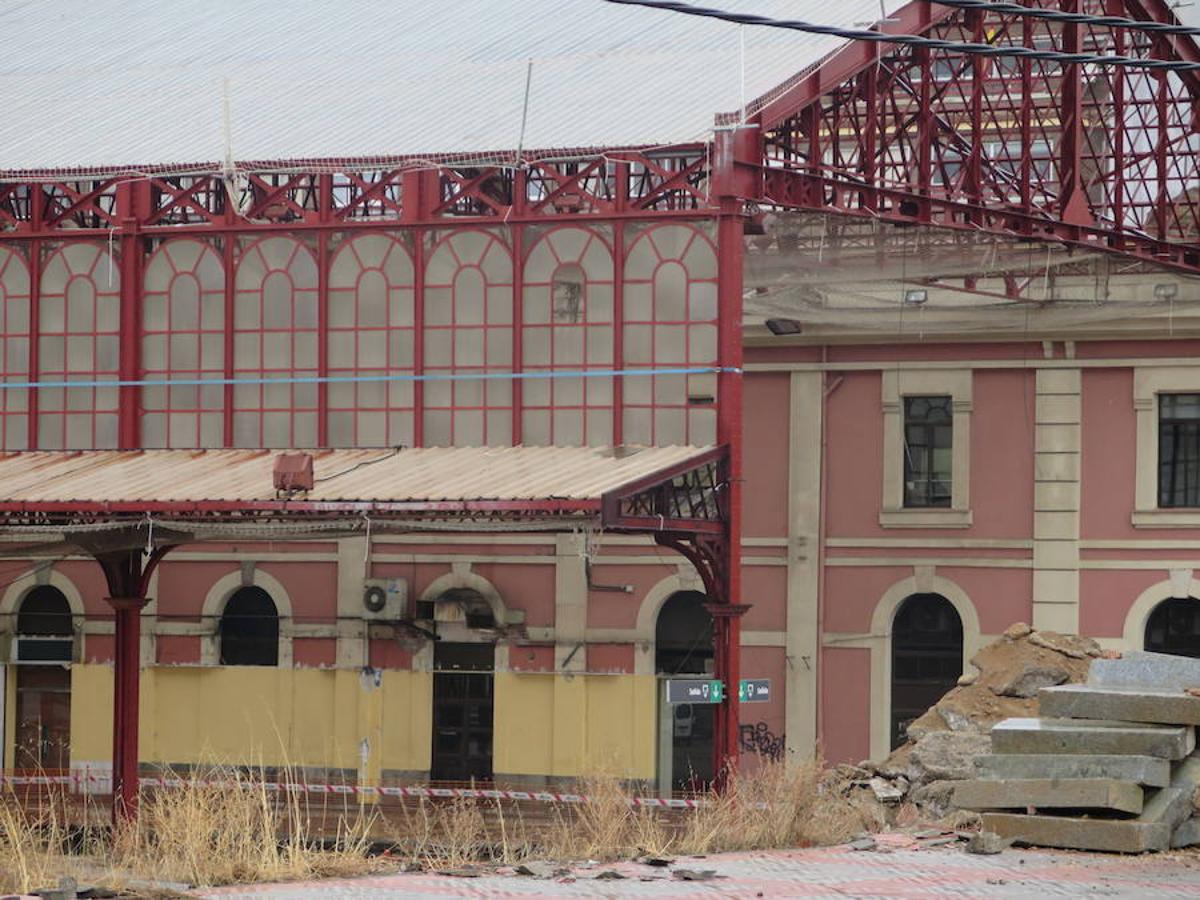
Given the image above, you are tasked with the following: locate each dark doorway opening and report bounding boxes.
[891,593,963,750]
[656,590,714,791]
[14,585,74,770]
[431,642,494,782]
[220,586,279,666]
[1144,597,1200,658]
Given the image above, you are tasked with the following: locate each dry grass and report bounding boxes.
[1,758,884,892]
[383,758,886,869]
[0,766,381,894]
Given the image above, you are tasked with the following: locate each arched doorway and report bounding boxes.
[219,586,280,667]
[429,588,496,783]
[1144,597,1200,658]
[13,586,74,770]
[655,590,714,791]
[891,593,963,750]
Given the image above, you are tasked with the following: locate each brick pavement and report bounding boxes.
[198,833,1200,898]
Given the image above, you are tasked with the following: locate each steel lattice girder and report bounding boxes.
[753,0,1200,273]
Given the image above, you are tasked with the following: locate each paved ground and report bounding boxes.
[199,833,1200,898]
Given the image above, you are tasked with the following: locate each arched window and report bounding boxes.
[423,230,513,446]
[1144,597,1200,659]
[891,593,963,750]
[522,226,614,446]
[142,239,225,448]
[327,235,416,447]
[37,243,120,449]
[0,246,31,450]
[623,224,718,446]
[219,586,279,667]
[232,237,319,447]
[17,586,73,636]
[16,585,74,663]
[655,590,713,675]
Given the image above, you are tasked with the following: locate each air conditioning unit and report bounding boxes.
[361,578,407,620]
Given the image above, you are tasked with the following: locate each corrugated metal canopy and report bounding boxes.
[0,445,715,514]
[0,0,907,175]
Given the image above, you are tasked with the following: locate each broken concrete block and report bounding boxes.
[991,664,1070,699]
[1039,684,1200,726]
[975,754,1171,787]
[980,813,1171,853]
[1089,652,1200,692]
[908,731,993,783]
[965,831,1010,855]
[1028,632,1088,659]
[990,717,1195,760]
[1004,622,1033,640]
[1136,756,1200,832]
[1172,816,1200,848]
[869,776,905,803]
[953,778,1144,815]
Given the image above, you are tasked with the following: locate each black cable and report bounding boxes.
[934,0,1200,40]
[312,447,403,484]
[603,0,1200,72]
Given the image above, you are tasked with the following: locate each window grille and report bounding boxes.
[232,237,319,447]
[522,226,614,446]
[0,247,30,449]
[327,234,415,447]
[423,230,514,446]
[622,224,717,446]
[141,239,225,447]
[37,243,120,449]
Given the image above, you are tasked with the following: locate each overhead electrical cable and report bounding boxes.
[602,0,1200,72]
[931,0,1200,40]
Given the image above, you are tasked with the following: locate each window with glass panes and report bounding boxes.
[141,239,225,448]
[903,395,953,508]
[622,224,718,446]
[521,226,614,446]
[36,243,120,449]
[0,246,31,450]
[423,230,513,447]
[1159,393,1200,507]
[327,234,416,447]
[232,237,320,448]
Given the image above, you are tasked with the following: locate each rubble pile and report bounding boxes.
[849,624,1101,819]
[952,651,1200,853]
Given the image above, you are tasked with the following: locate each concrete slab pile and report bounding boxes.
[952,652,1200,853]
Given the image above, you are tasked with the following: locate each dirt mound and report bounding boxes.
[846,624,1107,823]
[896,624,1100,753]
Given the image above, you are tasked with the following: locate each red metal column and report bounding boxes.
[316,174,332,447]
[117,181,146,449]
[108,595,146,820]
[711,125,757,786]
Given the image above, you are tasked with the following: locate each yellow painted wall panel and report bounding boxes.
[69,664,112,763]
[380,670,431,772]
[493,672,553,776]
[583,675,656,779]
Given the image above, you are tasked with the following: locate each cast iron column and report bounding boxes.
[711,124,758,787]
[108,595,147,820]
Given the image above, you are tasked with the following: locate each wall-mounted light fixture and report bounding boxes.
[765,318,803,336]
[903,289,929,306]
[1154,283,1179,301]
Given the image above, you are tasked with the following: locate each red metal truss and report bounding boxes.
[0,147,714,236]
[752,0,1200,272]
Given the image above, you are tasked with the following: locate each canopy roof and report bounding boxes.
[0,0,907,176]
[0,446,722,526]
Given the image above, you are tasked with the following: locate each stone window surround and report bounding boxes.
[880,369,973,528]
[1133,367,1200,528]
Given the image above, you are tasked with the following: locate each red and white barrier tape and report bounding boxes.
[0,773,706,808]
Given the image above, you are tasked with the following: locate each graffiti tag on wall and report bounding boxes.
[739,722,784,761]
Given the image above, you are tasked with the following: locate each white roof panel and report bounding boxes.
[0,0,905,175]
